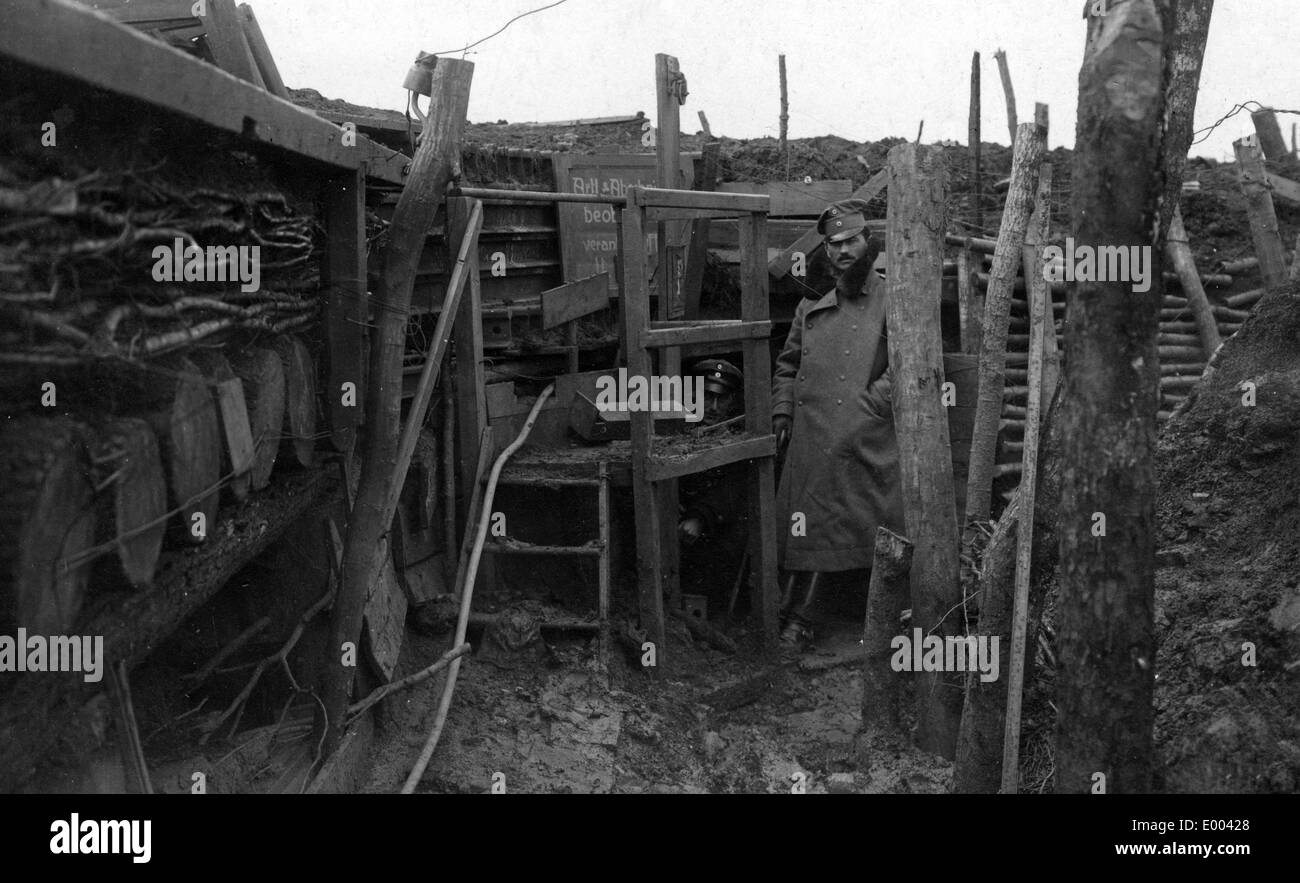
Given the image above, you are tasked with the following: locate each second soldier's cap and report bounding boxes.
[691,358,743,394]
[817,198,872,243]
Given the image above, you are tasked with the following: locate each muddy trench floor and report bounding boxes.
[359,590,1028,795]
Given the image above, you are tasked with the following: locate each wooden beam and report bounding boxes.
[645,434,776,482]
[768,169,888,279]
[885,142,962,759]
[0,0,407,184]
[1264,170,1300,205]
[640,320,771,349]
[203,0,261,87]
[682,139,720,319]
[1235,135,1289,288]
[238,3,288,98]
[631,186,769,214]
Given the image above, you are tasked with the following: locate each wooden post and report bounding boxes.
[698,110,712,139]
[1251,108,1290,162]
[1235,135,1289,288]
[958,244,982,355]
[1023,164,1060,406]
[969,51,983,234]
[1001,193,1048,793]
[1159,0,1215,239]
[993,49,1017,146]
[885,142,963,758]
[778,54,789,164]
[1166,207,1222,357]
[655,53,684,616]
[738,211,780,648]
[963,123,1042,530]
[1056,1,1164,794]
[238,3,288,98]
[323,56,473,757]
[860,528,913,737]
[322,167,367,452]
[449,197,487,497]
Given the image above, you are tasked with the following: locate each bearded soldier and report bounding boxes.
[771,198,905,650]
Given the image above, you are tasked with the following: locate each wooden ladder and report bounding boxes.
[619,185,781,660]
[485,461,612,670]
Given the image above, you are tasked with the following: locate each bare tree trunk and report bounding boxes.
[993,49,1017,146]
[885,143,963,759]
[1158,0,1214,240]
[1056,0,1168,794]
[969,52,983,234]
[322,57,474,757]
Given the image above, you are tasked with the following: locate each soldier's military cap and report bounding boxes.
[817,198,872,243]
[691,358,743,394]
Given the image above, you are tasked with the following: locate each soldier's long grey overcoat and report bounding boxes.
[772,262,905,572]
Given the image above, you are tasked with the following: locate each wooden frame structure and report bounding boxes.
[619,186,781,657]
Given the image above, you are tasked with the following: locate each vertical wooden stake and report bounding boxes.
[1001,164,1049,793]
[860,528,913,738]
[993,49,1017,146]
[779,54,790,176]
[969,51,983,234]
[885,142,963,758]
[964,123,1042,530]
[1235,135,1289,288]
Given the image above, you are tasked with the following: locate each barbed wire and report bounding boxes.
[1192,100,1300,146]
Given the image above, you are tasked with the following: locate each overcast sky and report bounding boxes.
[252,0,1298,162]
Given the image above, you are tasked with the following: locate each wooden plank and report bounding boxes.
[718,180,854,216]
[640,320,771,349]
[646,434,777,482]
[322,168,366,451]
[213,377,256,478]
[1265,170,1300,205]
[0,0,406,184]
[238,3,287,98]
[768,169,889,279]
[449,198,488,500]
[682,140,721,319]
[201,0,261,87]
[540,272,610,329]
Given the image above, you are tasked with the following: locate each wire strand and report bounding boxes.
[432,0,570,57]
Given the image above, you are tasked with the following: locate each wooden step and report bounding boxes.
[646,434,776,482]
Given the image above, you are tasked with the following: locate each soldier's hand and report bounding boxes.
[773,414,792,450]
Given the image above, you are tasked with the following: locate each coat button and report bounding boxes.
[839,375,845,381]
[852,324,858,330]
[797,400,804,407]
[837,399,843,405]
[844,350,850,355]
[803,349,810,355]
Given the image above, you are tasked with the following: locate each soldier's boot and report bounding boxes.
[779,571,823,652]
[778,571,802,626]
